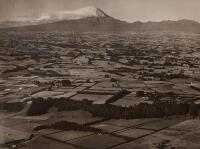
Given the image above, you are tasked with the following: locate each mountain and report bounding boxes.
[130,19,200,33]
[30,6,110,23]
[1,6,200,33]
[0,6,110,28]
[0,6,128,32]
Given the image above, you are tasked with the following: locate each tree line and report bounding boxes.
[26,97,200,119]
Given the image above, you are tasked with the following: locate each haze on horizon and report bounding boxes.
[0,0,200,23]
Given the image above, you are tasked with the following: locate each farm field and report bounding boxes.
[0,31,200,148]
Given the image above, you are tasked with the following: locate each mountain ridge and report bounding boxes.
[1,6,200,33]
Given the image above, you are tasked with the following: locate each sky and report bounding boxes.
[0,0,200,22]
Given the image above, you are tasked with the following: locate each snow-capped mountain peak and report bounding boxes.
[61,6,107,18]
[0,6,109,28]
[35,6,107,22]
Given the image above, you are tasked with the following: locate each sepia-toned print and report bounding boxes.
[0,0,200,148]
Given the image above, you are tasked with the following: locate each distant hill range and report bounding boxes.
[1,6,200,33]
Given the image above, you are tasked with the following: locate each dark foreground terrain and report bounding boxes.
[1,31,200,148]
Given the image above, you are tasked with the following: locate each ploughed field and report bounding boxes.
[0,31,200,148]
